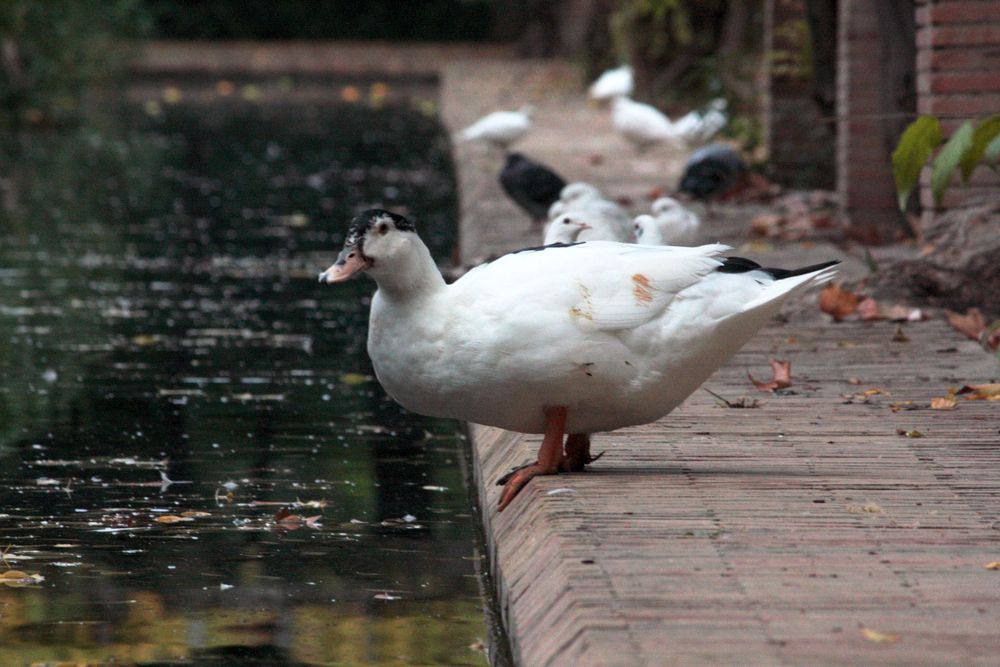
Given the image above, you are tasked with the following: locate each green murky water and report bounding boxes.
[0,102,495,665]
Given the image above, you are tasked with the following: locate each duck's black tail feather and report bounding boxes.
[718,257,841,280]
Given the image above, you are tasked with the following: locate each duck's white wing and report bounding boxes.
[457,241,729,332]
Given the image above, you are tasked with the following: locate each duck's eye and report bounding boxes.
[376,222,389,235]
[563,218,572,225]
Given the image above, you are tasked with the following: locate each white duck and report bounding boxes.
[588,65,634,101]
[319,209,838,511]
[547,182,634,243]
[671,98,728,148]
[634,197,700,246]
[456,105,533,149]
[547,182,604,220]
[611,96,679,151]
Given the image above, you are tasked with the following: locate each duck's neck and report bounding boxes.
[369,240,445,302]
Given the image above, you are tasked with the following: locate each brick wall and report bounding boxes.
[916,0,1000,217]
[836,0,908,243]
[765,0,835,189]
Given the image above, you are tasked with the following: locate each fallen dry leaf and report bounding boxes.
[819,284,862,321]
[748,359,791,392]
[704,388,761,408]
[856,298,881,320]
[0,570,45,587]
[861,626,900,644]
[956,384,1000,401]
[274,507,322,530]
[339,373,371,386]
[985,561,1000,570]
[947,308,986,341]
[930,397,957,410]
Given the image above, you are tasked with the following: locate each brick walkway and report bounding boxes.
[443,61,1000,666]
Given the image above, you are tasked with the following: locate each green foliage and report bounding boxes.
[892,114,1000,211]
[960,116,1000,180]
[891,116,941,211]
[931,120,974,206]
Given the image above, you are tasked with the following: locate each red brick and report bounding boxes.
[922,93,1000,115]
[932,72,1000,94]
[926,48,1000,72]
[929,25,1000,47]
[929,1,1000,25]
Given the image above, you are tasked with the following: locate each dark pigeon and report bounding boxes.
[678,143,745,200]
[499,152,566,223]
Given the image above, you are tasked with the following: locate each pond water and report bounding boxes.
[0,102,501,665]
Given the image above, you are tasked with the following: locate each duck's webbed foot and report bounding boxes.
[497,406,567,512]
[560,433,604,472]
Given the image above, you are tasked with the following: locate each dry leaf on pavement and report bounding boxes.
[947,308,986,341]
[819,284,862,321]
[860,626,900,643]
[956,384,1000,401]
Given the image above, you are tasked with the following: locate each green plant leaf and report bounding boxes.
[892,116,942,211]
[931,121,974,205]
[959,116,1000,181]
[985,132,1000,166]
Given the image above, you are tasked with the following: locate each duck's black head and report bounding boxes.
[344,209,416,247]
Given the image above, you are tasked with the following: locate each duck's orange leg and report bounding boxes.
[497,406,567,512]
[561,433,604,472]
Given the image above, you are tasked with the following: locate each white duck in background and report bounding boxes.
[634,197,700,246]
[672,98,728,148]
[542,214,591,245]
[319,209,839,511]
[611,96,679,152]
[547,182,604,220]
[547,182,633,243]
[588,65,634,101]
[456,105,534,149]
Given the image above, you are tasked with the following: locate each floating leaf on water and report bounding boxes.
[154,515,192,524]
[891,325,910,343]
[984,561,1000,570]
[339,373,372,386]
[930,397,957,410]
[180,511,211,518]
[860,625,900,643]
[216,80,234,96]
[241,84,262,102]
[162,86,182,105]
[895,429,924,438]
[132,334,157,346]
[0,570,45,587]
[341,86,361,103]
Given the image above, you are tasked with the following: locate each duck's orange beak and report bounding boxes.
[318,245,372,284]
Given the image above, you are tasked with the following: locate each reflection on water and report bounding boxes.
[0,102,493,665]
